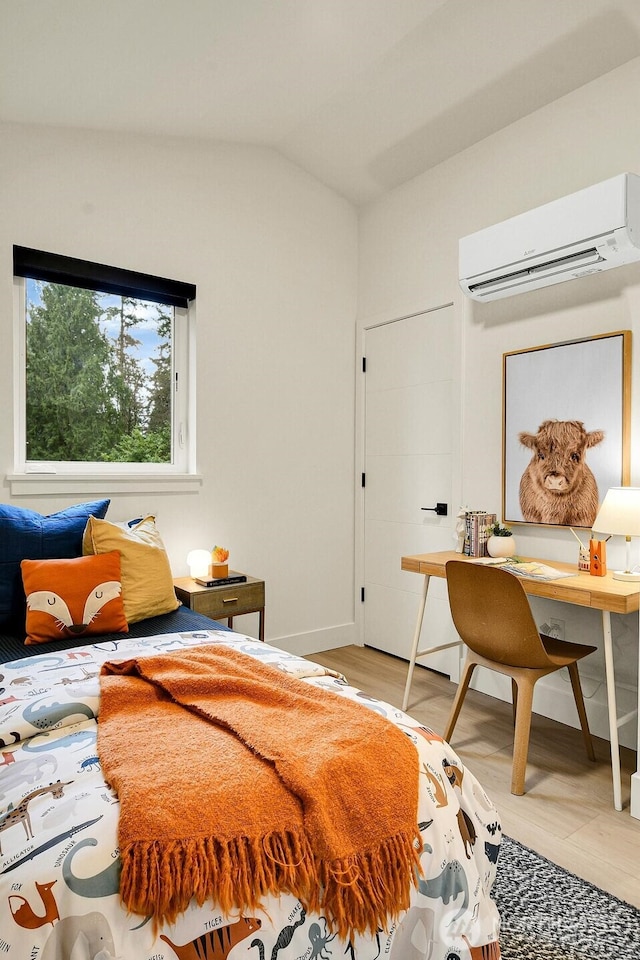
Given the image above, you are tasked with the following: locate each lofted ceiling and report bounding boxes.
[2,0,640,205]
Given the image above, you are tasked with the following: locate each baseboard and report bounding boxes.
[267,622,356,656]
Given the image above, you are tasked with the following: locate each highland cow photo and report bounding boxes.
[503,332,630,528]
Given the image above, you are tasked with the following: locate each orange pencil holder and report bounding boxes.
[589,539,607,577]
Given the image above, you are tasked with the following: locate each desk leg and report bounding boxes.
[402,575,431,712]
[602,611,623,812]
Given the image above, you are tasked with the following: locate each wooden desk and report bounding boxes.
[401,550,640,816]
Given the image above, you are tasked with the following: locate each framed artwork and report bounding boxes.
[503,331,631,528]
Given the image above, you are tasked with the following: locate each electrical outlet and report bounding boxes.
[549,617,565,641]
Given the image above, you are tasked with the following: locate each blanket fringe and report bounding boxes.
[120,826,422,938]
[120,829,317,930]
[318,828,423,937]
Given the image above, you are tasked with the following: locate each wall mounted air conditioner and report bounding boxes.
[459,173,640,301]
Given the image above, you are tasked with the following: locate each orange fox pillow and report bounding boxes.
[21,551,129,645]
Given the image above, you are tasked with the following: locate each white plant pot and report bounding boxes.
[487,535,516,558]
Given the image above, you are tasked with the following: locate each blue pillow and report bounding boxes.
[0,499,110,631]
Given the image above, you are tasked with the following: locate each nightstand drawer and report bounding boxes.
[194,580,265,619]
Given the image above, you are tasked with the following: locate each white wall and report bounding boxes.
[0,122,358,652]
[358,57,640,748]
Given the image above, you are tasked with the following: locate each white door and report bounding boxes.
[363,304,459,676]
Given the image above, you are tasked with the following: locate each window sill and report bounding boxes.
[6,473,203,497]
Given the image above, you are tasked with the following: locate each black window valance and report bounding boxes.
[13,246,196,308]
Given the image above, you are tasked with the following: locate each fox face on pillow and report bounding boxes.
[21,551,129,644]
[27,579,122,633]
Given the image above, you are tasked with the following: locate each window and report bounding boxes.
[12,247,197,490]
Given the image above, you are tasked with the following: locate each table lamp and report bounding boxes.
[186,549,211,579]
[592,487,640,581]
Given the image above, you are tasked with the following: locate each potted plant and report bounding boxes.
[210,545,230,579]
[486,522,516,558]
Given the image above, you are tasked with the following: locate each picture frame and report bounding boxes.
[503,331,631,528]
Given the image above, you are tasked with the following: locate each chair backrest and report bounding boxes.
[445,560,554,669]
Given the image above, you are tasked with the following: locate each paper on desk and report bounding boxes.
[471,557,509,565]
[501,561,574,581]
[470,557,574,579]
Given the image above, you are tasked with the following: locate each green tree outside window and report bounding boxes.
[26,280,173,464]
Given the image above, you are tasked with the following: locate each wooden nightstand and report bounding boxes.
[173,573,265,641]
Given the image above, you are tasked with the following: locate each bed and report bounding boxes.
[0,504,502,960]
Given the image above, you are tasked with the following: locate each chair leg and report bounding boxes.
[567,662,596,762]
[511,678,518,727]
[443,659,476,743]
[511,675,536,796]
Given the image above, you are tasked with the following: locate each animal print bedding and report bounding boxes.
[0,629,502,959]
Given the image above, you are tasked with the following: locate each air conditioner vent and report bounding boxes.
[468,248,604,299]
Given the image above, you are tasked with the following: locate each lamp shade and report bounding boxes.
[592,487,640,538]
[186,549,211,579]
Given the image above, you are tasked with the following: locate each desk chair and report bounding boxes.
[443,560,597,795]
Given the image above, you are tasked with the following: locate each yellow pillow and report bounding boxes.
[83,515,179,623]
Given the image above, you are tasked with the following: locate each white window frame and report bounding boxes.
[9,274,200,497]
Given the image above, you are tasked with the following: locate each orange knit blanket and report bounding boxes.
[98,645,421,937]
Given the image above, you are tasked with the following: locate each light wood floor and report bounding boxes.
[305,644,640,909]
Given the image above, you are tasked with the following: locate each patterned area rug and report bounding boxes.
[493,836,640,960]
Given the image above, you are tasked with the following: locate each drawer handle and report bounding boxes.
[222,597,239,603]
